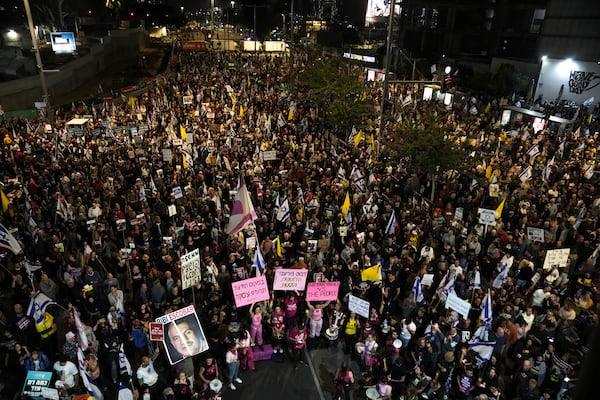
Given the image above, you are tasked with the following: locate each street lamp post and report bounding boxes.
[23,0,51,122]
[378,0,396,141]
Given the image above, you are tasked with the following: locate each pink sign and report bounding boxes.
[306,281,340,301]
[273,269,308,291]
[231,276,270,307]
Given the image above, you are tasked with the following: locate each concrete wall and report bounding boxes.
[0,28,145,111]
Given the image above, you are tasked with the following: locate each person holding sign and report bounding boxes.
[288,321,308,369]
[248,303,264,350]
[306,300,331,345]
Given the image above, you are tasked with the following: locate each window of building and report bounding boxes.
[530,8,545,33]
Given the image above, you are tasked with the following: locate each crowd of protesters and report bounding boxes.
[0,39,599,400]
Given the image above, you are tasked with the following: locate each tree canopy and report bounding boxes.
[294,54,378,139]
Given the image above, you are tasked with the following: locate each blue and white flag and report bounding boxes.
[413,276,424,304]
[468,341,495,363]
[276,196,290,222]
[385,210,396,235]
[254,241,266,277]
[492,261,511,289]
[543,157,555,182]
[78,347,104,400]
[362,194,377,220]
[437,272,457,302]
[518,166,532,182]
[480,289,493,323]
[327,222,334,238]
[337,166,346,180]
[119,343,133,380]
[27,291,57,324]
[526,144,540,158]
[23,188,38,242]
[573,206,587,230]
[470,178,479,191]
[24,260,42,282]
[0,223,22,254]
[583,164,594,180]
[351,165,366,192]
[470,270,481,290]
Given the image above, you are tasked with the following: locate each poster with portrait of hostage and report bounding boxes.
[158,305,209,364]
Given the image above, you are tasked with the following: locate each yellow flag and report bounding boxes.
[588,114,593,124]
[353,130,364,147]
[275,236,282,257]
[288,107,294,121]
[127,97,135,108]
[247,76,251,88]
[182,153,189,169]
[484,102,491,113]
[485,164,493,180]
[179,124,187,140]
[361,263,382,282]
[1,190,9,213]
[341,192,351,216]
[239,104,244,118]
[496,197,506,219]
[360,91,367,101]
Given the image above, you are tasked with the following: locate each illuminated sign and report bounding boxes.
[50,32,76,54]
[343,52,376,63]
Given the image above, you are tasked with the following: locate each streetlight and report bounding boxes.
[23,0,51,122]
[282,13,286,36]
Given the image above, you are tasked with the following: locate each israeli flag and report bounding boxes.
[413,276,424,304]
[526,144,540,158]
[518,166,532,182]
[492,261,511,289]
[470,270,481,290]
[254,242,266,277]
[385,210,396,235]
[276,196,290,222]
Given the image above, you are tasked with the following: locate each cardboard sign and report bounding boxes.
[454,207,464,221]
[150,322,164,341]
[262,150,277,161]
[157,305,209,365]
[348,294,370,318]
[527,227,545,242]
[421,274,434,287]
[231,275,270,307]
[181,248,201,290]
[163,148,172,162]
[543,248,570,270]
[172,186,183,199]
[183,95,194,105]
[273,269,309,291]
[445,291,472,319]
[478,208,496,225]
[306,281,340,301]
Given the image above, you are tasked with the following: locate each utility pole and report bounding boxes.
[289,0,294,66]
[378,0,395,141]
[23,0,52,122]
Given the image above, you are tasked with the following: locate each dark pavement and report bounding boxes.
[223,340,365,400]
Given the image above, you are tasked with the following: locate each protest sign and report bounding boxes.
[273,269,308,291]
[180,248,201,290]
[149,322,164,341]
[348,294,370,318]
[527,227,545,242]
[421,274,434,287]
[231,276,269,308]
[446,291,472,319]
[22,371,52,399]
[543,248,570,270]
[478,208,496,225]
[156,305,209,365]
[306,281,340,301]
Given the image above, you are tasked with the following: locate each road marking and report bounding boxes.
[305,348,327,400]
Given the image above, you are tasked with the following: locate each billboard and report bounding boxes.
[536,58,600,106]
[50,32,76,54]
[365,0,401,26]
[156,305,209,364]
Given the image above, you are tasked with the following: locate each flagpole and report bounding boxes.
[0,263,15,279]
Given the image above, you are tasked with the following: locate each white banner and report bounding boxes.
[180,248,201,290]
[445,291,471,319]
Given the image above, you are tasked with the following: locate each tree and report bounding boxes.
[294,53,378,139]
[385,109,476,200]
